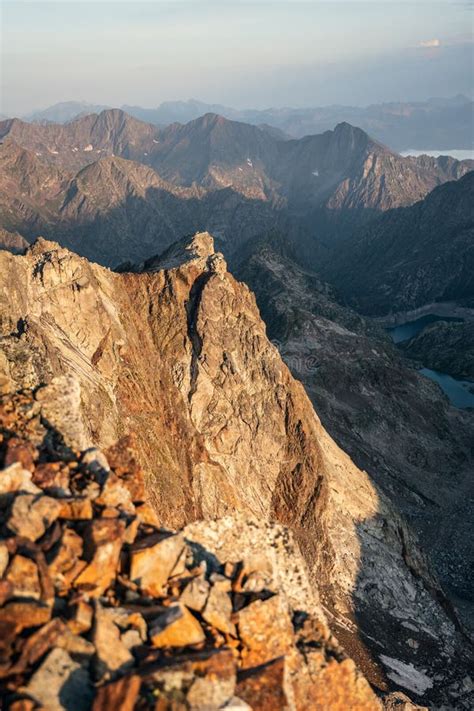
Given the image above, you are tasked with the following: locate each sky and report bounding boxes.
[1,0,473,115]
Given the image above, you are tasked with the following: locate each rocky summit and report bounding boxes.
[0,388,382,710]
[0,232,472,709]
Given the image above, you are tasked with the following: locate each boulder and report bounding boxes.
[129,532,185,596]
[7,494,62,541]
[149,603,206,648]
[26,647,93,711]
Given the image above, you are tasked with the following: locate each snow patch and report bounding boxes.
[72,147,78,152]
[380,655,433,696]
[83,144,93,152]
[153,139,159,144]
[246,158,253,167]
[312,169,319,177]
[49,149,59,155]
[35,152,42,157]
[144,152,148,156]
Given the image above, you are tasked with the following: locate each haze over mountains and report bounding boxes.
[10,93,474,152]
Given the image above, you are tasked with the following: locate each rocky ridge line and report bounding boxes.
[0,387,389,710]
[0,233,471,707]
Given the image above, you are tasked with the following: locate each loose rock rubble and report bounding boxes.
[0,388,387,710]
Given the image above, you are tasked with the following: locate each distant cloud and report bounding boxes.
[418,39,441,48]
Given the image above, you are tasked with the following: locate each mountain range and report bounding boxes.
[1,234,473,708]
[0,109,472,267]
[0,103,473,708]
[13,94,474,151]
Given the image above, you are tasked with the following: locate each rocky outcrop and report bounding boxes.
[237,242,474,619]
[0,233,472,707]
[0,388,384,710]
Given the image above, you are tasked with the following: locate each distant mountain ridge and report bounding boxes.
[12,94,474,151]
[0,109,472,267]
[1,109,470,207]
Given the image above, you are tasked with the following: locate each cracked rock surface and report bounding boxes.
[0,233,472,707]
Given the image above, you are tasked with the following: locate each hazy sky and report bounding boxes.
[1,0,473,115]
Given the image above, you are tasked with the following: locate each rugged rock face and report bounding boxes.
[328,171,474,316]
[0,388,383,710]
[0,233,472,707]
[401,320,474,381]
[237,242,474,616]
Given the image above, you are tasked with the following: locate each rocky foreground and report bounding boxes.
[0,233,472,708]
[0,387,403,710]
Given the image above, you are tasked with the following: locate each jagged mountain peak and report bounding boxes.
[88,107,151,131]
[0,234,471,706]
[328,120,388,154]
[132,230,227,273]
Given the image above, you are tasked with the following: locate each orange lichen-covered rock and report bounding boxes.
[92,674,141,711]
[149,604,206,648]
[73,519,125,596]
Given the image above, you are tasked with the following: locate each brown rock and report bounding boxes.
[0,619,17,664]
[57,626,95,658]
[6,554,41,600]
[0,540,9,577]
[105,436,146,503]
[93,603,134,678]
[145,648,236,711]
[48,527,84,588]
[129,532,185,596]
[202,574,236,636]
[124,517,140,544]
[8,700,36,711]
[383,691,428,710]
[0,579,12,606]
[294,657,382,711]
[236,657,290,711]
[237,594,294,669]
[184,648,237,710]
[58,497,93,520]
[74,519,125,596]
[32,461,70,495]
[7,618,66,674]
[67,599,93,635]
[4,437,36,471]
[149,603,205,648]
[7,494,62,541]
[26,647,93,711]
[135,502,160,527]
[0,463,40,495]
[179,574,210,612]
[0,601,51,632]
[92,674,141,711]
[96,471,134,513]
